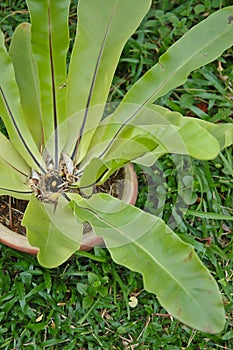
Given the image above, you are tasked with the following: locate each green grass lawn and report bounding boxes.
[0,0,233,349]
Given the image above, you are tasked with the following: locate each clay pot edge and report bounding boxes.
[0,164,138,255]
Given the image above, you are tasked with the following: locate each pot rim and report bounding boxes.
[0,164,138,255]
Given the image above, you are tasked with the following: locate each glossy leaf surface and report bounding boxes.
[66,0,151,162]
[26,0,70,166]
[9,23,43,147]
[71,193,225,333]
[0,30,45,173]
[84,105,220,166]
[22,195,82,268]
[0,133,32,199]
[111,6,233,122]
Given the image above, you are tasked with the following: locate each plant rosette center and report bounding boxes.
[27,152,81,203]
[0,164,136,237]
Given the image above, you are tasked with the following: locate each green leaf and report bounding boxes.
[66,0,151,162]
[88,104,220,165]
[26,0,70,167]
[81,127,158,173]
[145,105,221,160]
[151,105,233,150]
[9,23,43,147]
[22,195,83,268]
[122,104,227,164]
[0,30,45,173]
[221,330,233,341]
[186,210,233,221]
[0,132,32,198]
[82,295,94,309]
[71,193,225,333]
[0,158,32,199]
[79,158,108,196]
[75,250,107,263]
[113,6,233,119]
[0,132,30,175]
[196,121,233,150]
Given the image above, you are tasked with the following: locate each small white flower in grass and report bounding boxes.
[129,296,138,308]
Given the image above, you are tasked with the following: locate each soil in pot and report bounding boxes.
[0,165,138,253]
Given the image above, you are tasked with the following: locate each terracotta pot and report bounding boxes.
[0,164,138,255]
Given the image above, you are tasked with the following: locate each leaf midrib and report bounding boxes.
[78,202,199,304]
